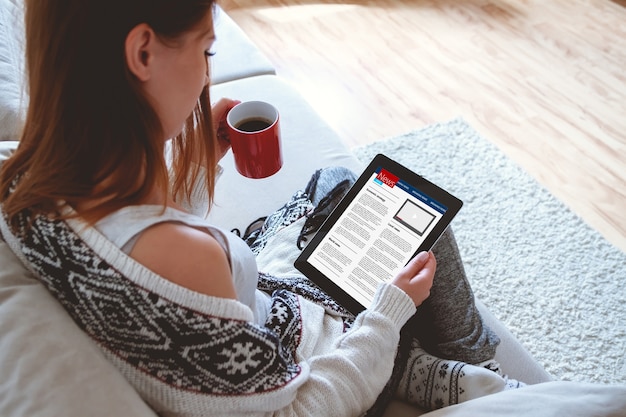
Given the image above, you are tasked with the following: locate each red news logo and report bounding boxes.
[376,169,399,188]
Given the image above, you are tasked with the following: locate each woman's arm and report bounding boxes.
[272,253,435,416]
[277,284,417,416]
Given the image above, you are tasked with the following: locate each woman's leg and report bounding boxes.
[394,229,528,411]
[411,227,501,364]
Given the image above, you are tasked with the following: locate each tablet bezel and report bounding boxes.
[294,153,463,315]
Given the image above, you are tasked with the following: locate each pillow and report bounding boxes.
[0,0,26,141]
[210,5,275,85]
[0,238,159,417]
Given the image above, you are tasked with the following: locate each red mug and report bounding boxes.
[226,101,283,179]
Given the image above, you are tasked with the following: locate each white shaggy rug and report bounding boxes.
[352,118,626,385]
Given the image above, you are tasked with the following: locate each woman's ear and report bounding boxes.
[125,23,155,82]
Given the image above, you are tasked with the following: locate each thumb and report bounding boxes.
[396,251,430,280]
[410,251,430,268]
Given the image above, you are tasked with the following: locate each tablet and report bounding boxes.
[294,154,463,315]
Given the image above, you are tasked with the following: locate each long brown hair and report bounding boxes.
[0,0,217,230]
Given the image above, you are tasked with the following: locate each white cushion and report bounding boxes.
[0,240,158,417]
[399,381,626,417]
[0,0,26,141]
[211,6,276,85]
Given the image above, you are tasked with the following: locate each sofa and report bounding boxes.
[2,2,626,416]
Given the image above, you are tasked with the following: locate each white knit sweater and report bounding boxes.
[0,166,417,417]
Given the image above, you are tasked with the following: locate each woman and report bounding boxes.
[0,1,516,415]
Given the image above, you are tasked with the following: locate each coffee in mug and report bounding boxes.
[226,101,283,179]
[235,118,273,132]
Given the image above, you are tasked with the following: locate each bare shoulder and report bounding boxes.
[129,222,236,299]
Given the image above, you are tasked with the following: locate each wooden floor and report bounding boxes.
[220,0,626,253]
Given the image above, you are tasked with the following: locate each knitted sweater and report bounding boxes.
[0,197,417,417]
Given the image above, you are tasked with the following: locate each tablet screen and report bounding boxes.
[295,154,462,315]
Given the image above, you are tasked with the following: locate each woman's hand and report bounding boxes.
[212,98,241,161]
[391,251,436,307]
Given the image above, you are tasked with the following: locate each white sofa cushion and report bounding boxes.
[211,6,276,85]
[0,0,26,141]
[387,381,626,417]
[0,241,158,417]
